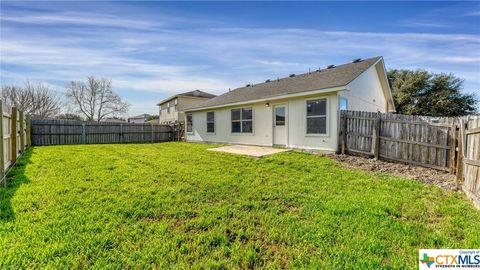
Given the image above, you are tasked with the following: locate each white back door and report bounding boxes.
[273,105,287,146]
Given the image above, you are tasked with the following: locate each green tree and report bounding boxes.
[387,69,477,117]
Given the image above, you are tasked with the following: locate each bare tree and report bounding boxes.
[66,76,129,121]
[1,81,62,118]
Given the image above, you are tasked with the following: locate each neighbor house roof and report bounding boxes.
[186,56,383,111]
[128,114,150,119]
[156,90,216,106]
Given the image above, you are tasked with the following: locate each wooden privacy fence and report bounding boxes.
[340,110,480,207]
[31,119,184,146]
[457,116,480,208]
[0,100,30,187]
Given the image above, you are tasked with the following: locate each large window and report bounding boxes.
[186,114,193,133]
[207,111,215,133]
[231,107,253,133]
[306,99,327,134]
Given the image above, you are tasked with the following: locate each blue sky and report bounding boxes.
[1,1,479,116]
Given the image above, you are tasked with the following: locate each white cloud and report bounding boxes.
[1,7,479,116]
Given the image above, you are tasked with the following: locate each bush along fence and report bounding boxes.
[339,110,479,207]
[30,119,184,146]
[0,100,30,187]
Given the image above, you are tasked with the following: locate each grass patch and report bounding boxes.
[1,142,479,269]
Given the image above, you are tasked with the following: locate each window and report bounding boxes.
[174,99,178,111]
[159,105,162,115]
[275,106,285,126]
[339,97,348,110]
[206,112,215,133]
[167,102,170,113]
[231,107,253,133]
[186,114,193,133]
[306,99,327,134]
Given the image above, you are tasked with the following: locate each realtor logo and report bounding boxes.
[420,253,435,268]
[419,249,480,269]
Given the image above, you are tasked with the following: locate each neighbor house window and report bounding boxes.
[231,107,253,133]
[167,102,170,113]
[186,114,193,133]
[306,99,327,134]
[207,111,215,133]
[159,105,162,115]
[339,97,348,110]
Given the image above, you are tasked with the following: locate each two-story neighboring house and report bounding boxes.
[127,114,150,123]
[157,90,216,124]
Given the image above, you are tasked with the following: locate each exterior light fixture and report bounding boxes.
[265,102,270,107]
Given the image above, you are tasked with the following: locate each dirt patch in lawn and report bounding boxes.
[326,154,457,191]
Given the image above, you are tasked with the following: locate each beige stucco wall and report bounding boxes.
[186,92,339,151]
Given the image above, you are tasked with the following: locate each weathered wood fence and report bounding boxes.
[339,110,480,207]
[31,119,184,146]
[0,101,30,186]
[458,116,480,208]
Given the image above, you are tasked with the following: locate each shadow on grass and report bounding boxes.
[0,148,33,222]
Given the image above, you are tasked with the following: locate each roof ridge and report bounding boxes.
[213,56,382,98]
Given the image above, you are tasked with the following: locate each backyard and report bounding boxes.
[1,142,479,269]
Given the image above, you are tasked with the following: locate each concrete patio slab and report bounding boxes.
[208,145,290,157]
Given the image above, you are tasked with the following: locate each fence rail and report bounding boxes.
[31,119,184,146]
[0,101,30,186]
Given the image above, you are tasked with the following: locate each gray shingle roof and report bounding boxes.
[186,56,382,111]
[156,90,216,105]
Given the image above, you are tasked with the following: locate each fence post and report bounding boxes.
[82,122,86,144]
[341,114,347,154]
[177,123,180,141]
[455,119,465,191]
[372,113,381,160]
[119,123,123,143]
[19,111,25,153]
[0,101,5,186]
[11,107,17,164]
[26,117,31,147]
[151,123,154,143]
[449,123,457,174]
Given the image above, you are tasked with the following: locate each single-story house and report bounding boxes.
[184,56,395,152]
[157,90,216,124]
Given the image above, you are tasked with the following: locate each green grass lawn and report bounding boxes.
[1,143,479,269]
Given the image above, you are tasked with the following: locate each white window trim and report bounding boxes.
[186,113,194,134]
[305,97,329,137]
[230,107,254,135]
[206,111,215,134]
